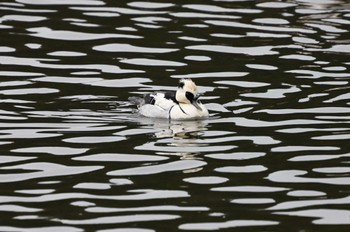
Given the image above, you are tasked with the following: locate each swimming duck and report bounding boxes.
[129,79,209,120]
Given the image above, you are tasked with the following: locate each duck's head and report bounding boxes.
[175,79,202,110]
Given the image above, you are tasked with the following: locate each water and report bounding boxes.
[1,0,350,231]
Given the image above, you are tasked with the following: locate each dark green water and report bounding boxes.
[1,0,350,231]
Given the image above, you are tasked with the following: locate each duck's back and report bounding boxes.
[144,92,177,110]
[133,92,176,118]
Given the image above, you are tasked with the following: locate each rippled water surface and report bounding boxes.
[1,0,350,231]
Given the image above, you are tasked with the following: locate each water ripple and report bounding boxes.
[93,43,178,53]
[12,146,88,156]
[107,160,206,176]
[56,214,180,225]
[1,0,350,230]
[179,219,278,230]
[17,0,104,5]
[0,162,103,183]
[274,209,350,225]
[28,27,141,40]
[186,44,278,56]
[267,170,350,185]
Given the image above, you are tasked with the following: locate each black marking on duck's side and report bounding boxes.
[178,105,188,115]
[169,105,175,120]
[168,104,188,119]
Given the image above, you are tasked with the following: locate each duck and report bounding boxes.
[128,79,209,120]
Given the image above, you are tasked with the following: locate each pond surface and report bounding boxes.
[1,0,350,231]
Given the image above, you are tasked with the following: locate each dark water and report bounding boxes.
[1,0,350,231]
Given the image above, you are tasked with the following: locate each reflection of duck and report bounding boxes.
[152,119,208,139]
[129,79,209,120]
[136,118,209,159]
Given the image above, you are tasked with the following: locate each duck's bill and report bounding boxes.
[192,101,202,111]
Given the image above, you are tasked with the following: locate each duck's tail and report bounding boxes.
[128,96,145,108]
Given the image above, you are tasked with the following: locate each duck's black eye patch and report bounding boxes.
[178,81,185,88]
[185,91,194,101]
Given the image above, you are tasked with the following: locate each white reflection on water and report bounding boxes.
[267,170,350,185]
[313,133,350,141]
[0,15,46,22]
[94,43,177,53]
[212,117,337,128]
[74,182,111,190]
[0,155,36,164]
[287,190,326,197]
[0,87,59,96]
[289,153,350,162]
[231,198,275,204]
[0,55,143,74]
[0,226,82,232]
[206,152,265,160]
[34,76,150,87]
[183,176,228,185]
[258,107,350,114]
[28,27,141,40]
[56,214,180,225]
[47,51,86,57]
[0,204,42,212]
[107,160,206,176]
[171,12,240,20]
[215,165,268,173]
[12,146,89,156]
[172,71,248,78]
[269,196,350,211]
[179,219,279,230]
[71,6,168,15]
[286,69,350,79]
[74,153,168,162]
[205,20,314,33]
[120,58,187,67]
[0,129,61,139]
[211,186,289,193]
[0,189,189,203]
[63,136,125,144]
[136,141,235,153]
[0,162,103,183]
[307,44,350,54]
[274,209,350,225]
[128,2,174,9]
[17,0,104,5]
[241,86,301,99]
[186,44,278,56]
[86,205,209,213]
[256,2,296,8]
[183,4,262,14]
[271,146,340,152]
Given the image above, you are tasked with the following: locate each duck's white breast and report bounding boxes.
[169,103,209,120]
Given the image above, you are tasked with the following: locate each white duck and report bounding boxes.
[129,79,209,120]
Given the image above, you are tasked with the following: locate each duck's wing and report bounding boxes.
[128,92,167,107]
[147,92,177,110]
[129,92,177,110]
